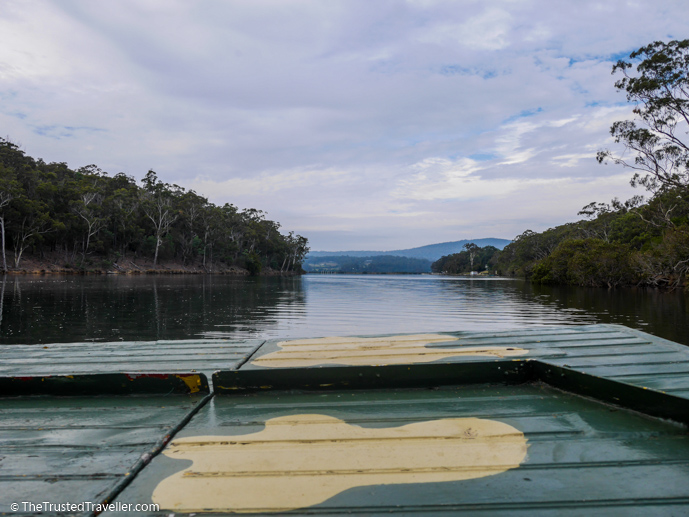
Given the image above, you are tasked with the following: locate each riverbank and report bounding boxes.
[1,255,300,276]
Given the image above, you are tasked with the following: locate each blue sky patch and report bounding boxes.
[503,107,543,124]
[439,65,498,79]
[32,125,104,139]
[469,153,498,162]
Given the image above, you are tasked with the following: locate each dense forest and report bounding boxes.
[0,138,309,274]
[434,40,689,290]
[431,244,500,275]
[497,185,688,288]
[304,255,432,274]
[432,184,689,289]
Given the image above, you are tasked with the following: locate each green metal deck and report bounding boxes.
[111,384,689,516]
[1,324,688,516]
[0,393,209,515]
[0,338,263,376]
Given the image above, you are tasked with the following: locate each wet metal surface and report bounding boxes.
[0,339,264,377]
[223,325,689,414]
[107,384,689,515]
[2,324,689,515]
[0,394,209,516]
[241,325,681,371]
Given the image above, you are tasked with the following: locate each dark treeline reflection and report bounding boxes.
[523,282,689,346]
[0,275,305,344]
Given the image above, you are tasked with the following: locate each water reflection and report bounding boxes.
[0,274,686,346]
[0,275,305,344]
[526,282,689,345]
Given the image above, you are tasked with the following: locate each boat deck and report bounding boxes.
[1,324,688,516]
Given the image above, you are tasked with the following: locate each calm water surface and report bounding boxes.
[0,274,687,346]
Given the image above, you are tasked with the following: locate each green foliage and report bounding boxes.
[244,252,263,276]
[598,39,689,194]
[634,227,689,289]
[495,225,579,277]
[432,245,500,274]
[0,137,308,272]
[531,239,636,288]
[493,187,689,288]
[494,40,689,290]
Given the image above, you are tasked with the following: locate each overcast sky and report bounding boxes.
[1,1,687,251]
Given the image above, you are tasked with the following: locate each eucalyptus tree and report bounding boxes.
[140,170,179,265]
[463,243,479,271]
[293,234,310,270]
[198,203,223,270]
[1,149,62,267]
[71,166,107,265]
[241,208,266,255]
[0,167,20,272]
[257,218,282,267]
[35,161,73,259]
[10,196,56,268]
[177,190,207,265]
[283,232,309,272]
[596,39,689,286]
[106,173,140,258]
[221,204,244,262]
[598,39,689,194]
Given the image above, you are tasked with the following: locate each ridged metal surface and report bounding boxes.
[237,324,689,398]
[108,384,689,515]
[2,324,689,515]
[0,394,208,516]
[0,339,264,376]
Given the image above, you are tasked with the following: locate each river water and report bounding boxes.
[0,274,687,346]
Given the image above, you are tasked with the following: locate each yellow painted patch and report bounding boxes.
[153,414,527,513]
[177,374,202,394]
[252,334,528,367]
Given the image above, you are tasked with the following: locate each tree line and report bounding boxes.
[0,138,309,274]
[497,185,688,288]
[432,183,688,288]
[431,244,500,275]
[434,39,689,289]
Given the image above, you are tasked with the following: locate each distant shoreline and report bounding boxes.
[2,256,301,276]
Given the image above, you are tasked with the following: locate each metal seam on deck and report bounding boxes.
[242,497,689,514]
[172,458,689,478]
[91,391,215,517]
[233,340,268,370]
[4,325,689,516]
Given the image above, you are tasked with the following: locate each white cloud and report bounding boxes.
[416,8,513,50]
[190,167,348,199]
[1,0,687,250]
[550,153,592,168]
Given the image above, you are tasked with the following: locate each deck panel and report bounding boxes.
[106,384,689,516]
[0,394,209,516]
[0,449,144,476]
[1,324,689,515]
[225,325,689,420]
[0,339,263,377]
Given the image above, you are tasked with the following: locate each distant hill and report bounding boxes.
[308,238,512,262]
